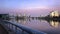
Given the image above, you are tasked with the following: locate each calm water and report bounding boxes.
[9,18,60,34]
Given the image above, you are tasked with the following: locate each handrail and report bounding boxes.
[0,20,47,34]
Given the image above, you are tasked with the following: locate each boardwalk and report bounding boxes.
[0,24,8,34]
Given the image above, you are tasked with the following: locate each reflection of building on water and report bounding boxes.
[50,10,59,17]
[16,19,27,24]
[16,13,28,19]
[49,20,59,28]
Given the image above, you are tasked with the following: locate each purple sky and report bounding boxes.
[0,0,60,17]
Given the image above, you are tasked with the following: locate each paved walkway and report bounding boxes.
[0,24,8,34]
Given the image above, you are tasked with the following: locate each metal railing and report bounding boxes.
[0,20,46,34]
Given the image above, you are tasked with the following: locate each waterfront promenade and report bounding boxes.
[0,24,8,34]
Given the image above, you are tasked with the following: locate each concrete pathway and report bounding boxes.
[0,24,8,34]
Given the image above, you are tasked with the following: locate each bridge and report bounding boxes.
[0,20,46,34]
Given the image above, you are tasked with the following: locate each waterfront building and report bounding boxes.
[0,14,9,20]
[50,10,59,17]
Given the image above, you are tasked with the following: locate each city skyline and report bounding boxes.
[0,0,60,17]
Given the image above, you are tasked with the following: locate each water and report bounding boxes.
[9,18,60,34]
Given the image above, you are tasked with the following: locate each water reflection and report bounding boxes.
[9,18,60,34]
[16,19,27,24]
[49,20,59,28]
[15,18,60,28]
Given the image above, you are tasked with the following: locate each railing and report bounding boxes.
[0,20,46,34]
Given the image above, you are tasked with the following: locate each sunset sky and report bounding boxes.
[0,0,60,16]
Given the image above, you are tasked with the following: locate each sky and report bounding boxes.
[0,0,60,16]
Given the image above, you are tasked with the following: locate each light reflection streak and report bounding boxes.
[50,20,59,28]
